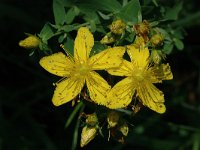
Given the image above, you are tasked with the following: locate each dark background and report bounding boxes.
[1,0,200,150]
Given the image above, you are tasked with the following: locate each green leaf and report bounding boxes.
[64,37,74,55]
[83,12,100,25]
[89,20,96,32]
[59,24,77,32]
[163,42,174,54]
[76,0,121,13]
[174,38,184,50]
[39,23,55,42]
[164,2,183,20]
[65,6,80,24]
[58,33,67,43]
[53,0,66,25]
[117,0,141,23]
[125,32,135,42]
[97,11,111,20]
[152,0,158,7]
[91,42,108,54]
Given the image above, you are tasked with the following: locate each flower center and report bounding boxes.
[79,64,90,75]
[73,62,91,77]
[132,68,144,82]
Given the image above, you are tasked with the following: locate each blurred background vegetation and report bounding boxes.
[0,0,200,150]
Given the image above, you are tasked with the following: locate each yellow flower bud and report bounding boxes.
[100,32,115,44]
[107,111,120,128]
[150,34,164,47]
[19,35,40,49]
[119,122,129,137]
[109,20,126,35]
[151,50,166,64]
[80,126,97,147]
[85,113,98,127]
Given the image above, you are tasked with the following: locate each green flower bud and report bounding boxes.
[86,113,98,127]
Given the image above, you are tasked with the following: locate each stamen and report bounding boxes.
[54,76,68,85]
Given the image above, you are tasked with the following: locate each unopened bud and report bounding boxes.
[107,111,120,128]
[19,34,40,49]
[134,20,149,36]
[86,113,98,127]
[119,122,129,137]
[150,34,164,47]
[80,126,97,147]
[110,20,126,35]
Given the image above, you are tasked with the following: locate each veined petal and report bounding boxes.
[127,45,149,68]
[74,27,94,63]
[39,52,74,77]
[52,77,85,106]
[151,63,173,83]
[86,71,111,106]
[89,47,125,70]
[107,60,133,77]
[106,77,135,109]
[137,82,166,113]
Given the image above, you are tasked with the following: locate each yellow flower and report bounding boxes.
[19,34,40,49]
[107,45,173,113]
[39,27,125,106]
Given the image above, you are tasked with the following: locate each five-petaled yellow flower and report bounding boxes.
[39,27,125,106]
[107,44,173,113]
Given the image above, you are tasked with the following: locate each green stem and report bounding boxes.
[71,103,85,150]
[65,101,84,129]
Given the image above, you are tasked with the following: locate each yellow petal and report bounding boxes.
[127,45,149,68]
[89,46,125,70]
[137,82,166,113]
[106,77,135,109]
[86,71,111,105]
[150,63,173,83]
[74,27,94,63]
[52,77,85,106]
[107,60,133,77]
[39,52,74,77]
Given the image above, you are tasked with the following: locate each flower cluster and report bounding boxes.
[39,27,173,114]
